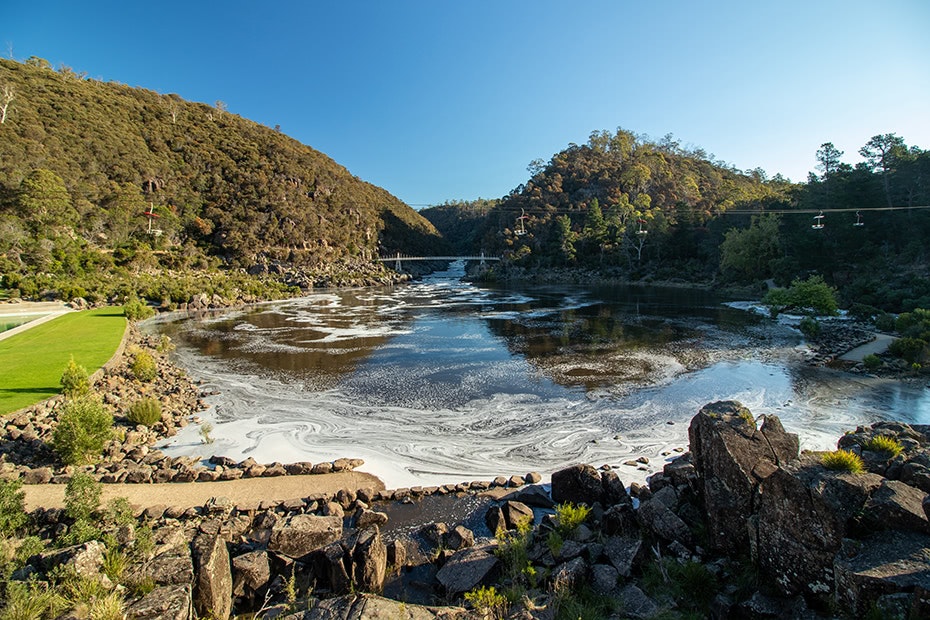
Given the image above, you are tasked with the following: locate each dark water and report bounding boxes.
[153,263,930,487]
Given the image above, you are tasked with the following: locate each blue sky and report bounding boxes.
[5,1,930,206]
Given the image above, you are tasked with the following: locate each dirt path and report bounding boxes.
[0,301,73,342]
[839,333,896,362]
[22,471,385,511]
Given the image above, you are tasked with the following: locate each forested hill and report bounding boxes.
[0,57,443,270]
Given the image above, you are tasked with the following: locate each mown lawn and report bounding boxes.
[0,307,127,415]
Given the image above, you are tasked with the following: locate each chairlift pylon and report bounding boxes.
[812,211,825,230]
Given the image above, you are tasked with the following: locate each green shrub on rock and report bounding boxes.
[799,316,821,338]
[52,395,113,465]
[126,398,162,426]
[131,350,157,382]
[60,356,90,398]
[888,337,928,365]
[862,354,882,370]
[862,435,903,457]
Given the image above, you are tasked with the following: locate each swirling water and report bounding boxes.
[153,263,930,487]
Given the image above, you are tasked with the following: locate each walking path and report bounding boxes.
[0,302,73,342]
[22,471,385,511]
[839,333,896,362]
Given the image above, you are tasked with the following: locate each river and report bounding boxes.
[152,263,930,488]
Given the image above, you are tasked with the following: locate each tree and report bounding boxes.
[0,83,13,124]
[720,215,782,281]
[555,215,576,263]
[18,168,76,231]
[815,142,844,179]
[859,134,907,206]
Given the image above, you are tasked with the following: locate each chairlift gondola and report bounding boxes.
[853,211,864,227]
[636,218,648,235]
[515,209,528,236]
[142,203,163,236]
[812,211,825,230]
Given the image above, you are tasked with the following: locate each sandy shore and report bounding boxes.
[22,471,385,511]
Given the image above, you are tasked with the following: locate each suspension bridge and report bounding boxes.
[377,252,501,271]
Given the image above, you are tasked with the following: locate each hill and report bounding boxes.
[0,57,444,292]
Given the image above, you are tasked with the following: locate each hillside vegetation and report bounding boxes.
[0,57,443,302]
[425,129,930,312]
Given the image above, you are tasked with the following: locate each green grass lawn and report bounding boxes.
[0,307,127,415]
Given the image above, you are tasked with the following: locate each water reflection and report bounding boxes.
[153,263,930,487]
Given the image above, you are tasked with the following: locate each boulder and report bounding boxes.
[443,525,475,551]
[551,464,603,506]
[126,584,192,620]
[637,498,693,548]
[502,500,534,530]
[388,539,407,569]
[148,551,194,586]
[435,546,499,595]
[485,505,505,535]
[601,470,632,507]
[191,530,232,620]
[862,479,930,534]
[751,458,883,597]
[297,593,468,619]
[269,514,342,559]
[834,531,930,617]
[352,526,387,592]
[356,509,389,529]
[502,484,556,508]
[313,541,352,595]
[688,401,799,554]
[603,536,644,578]
[618,584,660,619]
[37,540,105,574]
[22,467,53,484]
[551,556,587,591]
[232,550,271,597]
[590,563,620,595]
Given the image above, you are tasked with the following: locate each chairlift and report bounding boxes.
[636,218,648,235]
[853,211,864,227]
[515,209,528,236]
[142,203,163,236]
[811,211,825,230]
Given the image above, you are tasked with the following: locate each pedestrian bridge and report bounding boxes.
[377,252,501,270]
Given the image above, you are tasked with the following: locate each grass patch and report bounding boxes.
[0,316,37,333]
[821,450,865,474]
[862,435,904,457]
[0,307,126,415]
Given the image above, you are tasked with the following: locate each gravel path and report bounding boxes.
[22,471,385,511]
[0,301,73,342]
[839,333,896,362]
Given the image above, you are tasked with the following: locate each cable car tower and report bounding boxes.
[142,203,163,237]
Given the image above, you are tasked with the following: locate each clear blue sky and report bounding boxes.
[5,1,929,206]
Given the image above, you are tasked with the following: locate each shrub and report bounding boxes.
[200,422,214,444]
[554,502,591,537]
[888,337,928,364]
[862,435,903,457]
[52,395,113,465]
[65,472,101,522]
[123,296,154,321]
[0,580,67,620]
[799,316,821,338]
[862,354,882,370]
[875,313,896,332]
[848,303,879,321]
[0,478,28,536]
[126,398,162,426]
[763,275,838,316]
[821,450,865,474]
[464,586,507,618]
[131,350,157,382]
[60,356,90,398]
[105,496,135,526]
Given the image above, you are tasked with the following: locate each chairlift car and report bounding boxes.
[142,203,163,236]
[811,211,825,230]
[853,211,864,227]
[515,209,528,236]
[636,218,648,235]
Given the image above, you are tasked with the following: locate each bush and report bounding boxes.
[763,275,838,316]
[464,586,507,618]
[875,313,896,332]
[123,296,154,322]
[52,395,113,465]
[862,354,882,370]
[65,472,102,522]
[888,337,928,364]
[126,398,162,426]
[799,316,821,338]
[0,478,28,536]
[848,303,880,321]
[554,502,591,537]
[862,435,904,457]
[131,350,157,382]
[60,356,90,398]
[821,450,864,474]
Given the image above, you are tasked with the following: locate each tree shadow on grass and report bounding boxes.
[0,387,60,395]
